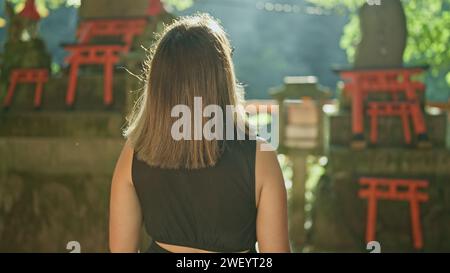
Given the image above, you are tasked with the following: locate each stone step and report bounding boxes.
[328,147,450,176]
[0,171,111,252]
[0,111,124,138]
[327,111,448,148]
[0,137,124,175]
[0,71,139,112]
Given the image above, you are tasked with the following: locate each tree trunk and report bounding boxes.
[79,0,150,19]
[354,0,407,68]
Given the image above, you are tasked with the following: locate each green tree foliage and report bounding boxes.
[6,0,79,17]
[164,0,195,11]
[308,0,450,87]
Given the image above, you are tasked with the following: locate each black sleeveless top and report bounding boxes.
[132,139,257,252]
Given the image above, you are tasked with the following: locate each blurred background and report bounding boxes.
[0,0,449,253]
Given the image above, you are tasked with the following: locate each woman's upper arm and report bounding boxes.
[109,141,143,253]
[255,141,291,253]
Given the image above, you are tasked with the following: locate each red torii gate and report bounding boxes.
[64,15,149,106]
[76,18,148,51]
[3,69,49,108]
[63,0,166,106]
[358,177,429,250]
[64,44,125,106]
[4,0,164,108]
[339,68,429,147]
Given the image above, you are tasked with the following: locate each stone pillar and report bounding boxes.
[290,154,308,251]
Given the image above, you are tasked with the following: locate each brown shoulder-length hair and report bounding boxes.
[124,14,247,170]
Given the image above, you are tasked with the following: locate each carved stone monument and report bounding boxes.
[354,0,407,68]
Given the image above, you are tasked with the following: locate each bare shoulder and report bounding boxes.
[256,138,279,165]
[255,138,284,206]
[112,140,135,186]
[122,140,135,158]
